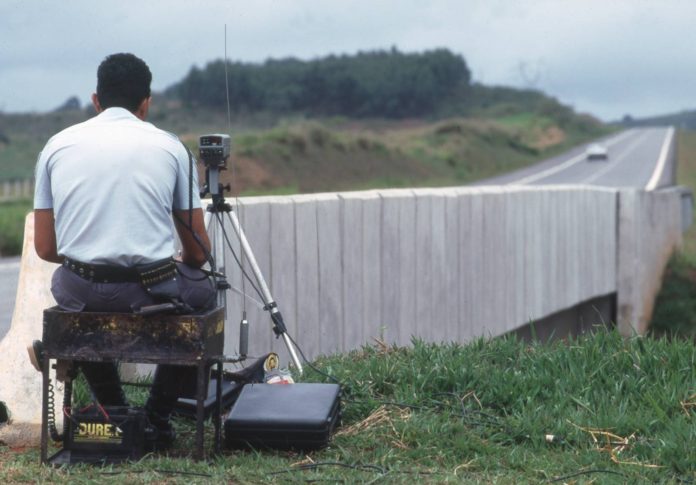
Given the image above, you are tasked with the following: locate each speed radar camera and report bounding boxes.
[199,134,231,169]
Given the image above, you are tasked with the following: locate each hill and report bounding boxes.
[0,48,610,195]
[0,102,608,196]
[620,109,696,130]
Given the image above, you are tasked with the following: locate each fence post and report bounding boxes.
[23,179,32,198]
[0,178,34,202]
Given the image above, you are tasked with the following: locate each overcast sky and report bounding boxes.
[1,0,694,121]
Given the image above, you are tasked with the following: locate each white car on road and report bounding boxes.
[586,143,609,161]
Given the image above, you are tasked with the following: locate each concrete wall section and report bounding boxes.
[339,194,364,352]
[292,196,321,358]
[221,185,624,362]
[238,199,274,357]
[362,194,383,346]
[395,192,417,346]
[413,189,435,341]
[316,194,344,355]
[0,214,60,445]
[444,191,462,341]
[617,187,683,335]
[379,190,409,347]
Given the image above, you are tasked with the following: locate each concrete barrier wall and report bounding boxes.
[0,214,59,443]
[617,187,684,335]
[225,185,619,362]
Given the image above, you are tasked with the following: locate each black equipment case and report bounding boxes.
[224,383,341,450]
[50,406,148,465]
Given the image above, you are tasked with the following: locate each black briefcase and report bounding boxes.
[224,383,341,450]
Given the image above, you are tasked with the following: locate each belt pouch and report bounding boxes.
[136,259,179,302]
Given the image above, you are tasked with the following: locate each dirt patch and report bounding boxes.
[219,149,435,194]
[0,422,41,447]
[225,156,283,194]
[198,156,284,195]
[532,126,565,150]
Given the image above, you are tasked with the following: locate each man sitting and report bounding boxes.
[33,52,216,449]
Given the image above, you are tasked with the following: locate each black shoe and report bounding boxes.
[145,388,178,452]
[27,340,44,373]
[145,412,176,452]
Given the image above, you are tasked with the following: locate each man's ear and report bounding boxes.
[91,93,102,113]
[135,96,151,121]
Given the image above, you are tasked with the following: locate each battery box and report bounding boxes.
[48,406,148,465]
[224,383,341,451]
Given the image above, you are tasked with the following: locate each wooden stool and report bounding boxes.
[39,306,225,463]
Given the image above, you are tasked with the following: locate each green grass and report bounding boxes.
[1,330,694,483]
[0,137,44,181]
[0,198,31,256]
[649,130,696,339]
[651,252,696,338]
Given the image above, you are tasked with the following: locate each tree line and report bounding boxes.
[165,48,471,118]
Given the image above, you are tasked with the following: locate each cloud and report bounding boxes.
[0,0,694,119]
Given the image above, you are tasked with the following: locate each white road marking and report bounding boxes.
[645,127,675,191]
[511,129,636,185]
[581,130,651,184]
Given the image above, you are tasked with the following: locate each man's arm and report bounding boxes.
[34,209,64,264]
[173,208,211,268]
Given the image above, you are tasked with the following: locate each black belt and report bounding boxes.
[63,257,174,284]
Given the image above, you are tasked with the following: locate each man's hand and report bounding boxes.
[34,209,64,263]
[173,208,211,268]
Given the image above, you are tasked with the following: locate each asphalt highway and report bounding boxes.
[475,127,675,189]
[0,127,674,340]
[0,257,20,339]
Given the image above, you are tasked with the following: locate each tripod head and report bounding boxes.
[199,134,230,169]
[199,134,232,212]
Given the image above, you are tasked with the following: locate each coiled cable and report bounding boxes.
[46,380,62,442]
[46,376,73,442]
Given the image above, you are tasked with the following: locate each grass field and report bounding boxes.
[1,330,694,484]
[0,199,31,257]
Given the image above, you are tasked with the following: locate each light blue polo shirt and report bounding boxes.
[34,107,201,266]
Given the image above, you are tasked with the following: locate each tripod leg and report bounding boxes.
[225,210,304,373]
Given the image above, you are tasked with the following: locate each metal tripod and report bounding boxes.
[202,166,303,374]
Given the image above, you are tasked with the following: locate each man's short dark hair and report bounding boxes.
[96,53,152,112]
